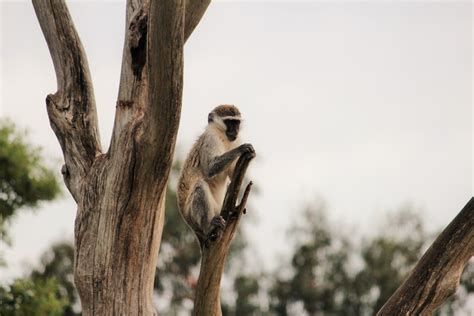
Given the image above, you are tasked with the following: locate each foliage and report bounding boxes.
[269,205,354,315]
[268,203,473,316]
[31,242,79,316]
[0,277,68,316]
[154,161,201,311]
[22,200,473,316]
[232,274,263,315]
[0,119,60,246]
[0,119,65,314]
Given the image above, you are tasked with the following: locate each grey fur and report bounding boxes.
[177,105,254,245]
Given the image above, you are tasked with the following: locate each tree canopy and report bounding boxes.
[0,119,60,245]
[0,119,64,314]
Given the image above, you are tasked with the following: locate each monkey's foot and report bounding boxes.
[208,215,226,241]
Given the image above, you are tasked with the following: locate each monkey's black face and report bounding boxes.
[224,119,240,141]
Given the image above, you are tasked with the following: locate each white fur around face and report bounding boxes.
[212,115,227,131]
[206,121,241,152]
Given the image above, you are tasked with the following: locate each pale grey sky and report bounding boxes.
[1,1,472,280]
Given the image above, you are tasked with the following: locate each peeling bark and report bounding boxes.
[32,0,210,314]
[193,152,256,316]
[378,198,474,316]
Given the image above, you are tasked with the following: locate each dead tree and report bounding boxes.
[32,0,210,314]
[378,197,474,315]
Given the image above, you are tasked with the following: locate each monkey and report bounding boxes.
[177,105,255,246]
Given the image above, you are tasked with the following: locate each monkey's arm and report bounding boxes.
[205,144,254,179]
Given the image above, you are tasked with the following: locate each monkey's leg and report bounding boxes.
[191,181,226,242]
[208,215,226,241]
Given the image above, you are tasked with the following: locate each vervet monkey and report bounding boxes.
[177,105,255,245]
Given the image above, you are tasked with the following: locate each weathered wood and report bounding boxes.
[110,0,148,157]
[110,0,211,157]
[147,0,184,172]
[194,152,256,316]
[32,0,101,202]
[184,0,211,42]
[33,0,211,314]
[377,198,474,316]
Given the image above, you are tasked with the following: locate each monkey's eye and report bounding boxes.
[224,119,240,128]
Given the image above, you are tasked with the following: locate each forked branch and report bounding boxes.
[33,0,212,314]
[194,152,256,316]
[377,197,474,315]
[32,0,101,201]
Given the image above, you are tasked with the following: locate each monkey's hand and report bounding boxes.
[208,215,226,242]
[240,143,256,157]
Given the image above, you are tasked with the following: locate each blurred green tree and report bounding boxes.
[232,274,262,315]
[268,203,473,316]
[0,277,68,316]
[0,119,65,315]
[30,241,78,316]
[28,200,473,316]
[0,119,60,249]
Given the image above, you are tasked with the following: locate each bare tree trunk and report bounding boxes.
[193,153,255,316]
[378,198,474,316]
[32,0,210,314]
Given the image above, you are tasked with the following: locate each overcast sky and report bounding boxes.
[1,0,472,280]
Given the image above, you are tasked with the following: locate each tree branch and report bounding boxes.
[109,0,211,158]
[109,0,148,158]
[377,197,474,316]
[146,0,185,162]
[194,152,256,316]
[184,0,211,42]
[32,0,101,201]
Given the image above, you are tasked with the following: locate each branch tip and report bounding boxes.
[237,181,253,213]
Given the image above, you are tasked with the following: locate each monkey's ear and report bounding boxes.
[208,112,214,123]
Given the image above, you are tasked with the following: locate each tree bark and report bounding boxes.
[193,152,256,316]
[377,197,474,316]
[31,0,102,203]
[32,0,210,314]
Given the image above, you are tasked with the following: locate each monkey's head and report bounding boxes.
[208,105,241,142]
